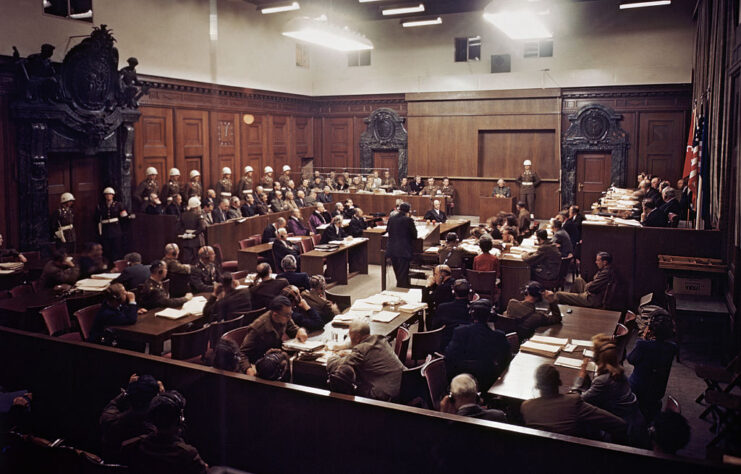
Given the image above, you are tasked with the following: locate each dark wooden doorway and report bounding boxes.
[373,151,398,181]
[48,154,103,250]
[576,152,612,210]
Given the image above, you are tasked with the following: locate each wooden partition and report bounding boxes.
[131,213,179,263]
[337,191,442,217]
[0,327,724,474]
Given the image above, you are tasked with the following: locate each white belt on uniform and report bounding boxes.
[101,218,119,225]
[178,229,197,239]
[221,192,232,197]
[521,182,534,185]
[242,189,252,195]
[59,224,74,231]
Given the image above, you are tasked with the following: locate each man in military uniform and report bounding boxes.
[381,170,397,190]
[185,170,202,200]
[516,160,541,217]
[139,260,193,310]
[237,165,254,200]
[134,167,159,212]
[163,243,191,275]
[190,245,220,293]
[439,177,456,216]
[278,165,292,188]
[51,192,76,254]
[492,178,511,198]
[214,167,233,200]
[178,197,207,265]
[421,177,440,196]
[96,187,129,263]
[262,166,275,188]
[160,168,181,204]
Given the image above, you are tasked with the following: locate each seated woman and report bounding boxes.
[473,235,500,273]
[437,232,466,268]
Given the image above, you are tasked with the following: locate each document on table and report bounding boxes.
[75,278,111,291]
[371,311,399,323]
[182,296,208,316]
[283,339,325,352]
[571,339,594,348]
[614,218,642,227]
[520,341,561,358]
[91,273,121,280]
[0,269,15,274]
[155,308,189,319]
[529,335,569,346]
[351,300,383,312]
[399,302,427,313]
[555,356,597,372]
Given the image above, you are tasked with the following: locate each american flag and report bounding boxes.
[682,110,701,206]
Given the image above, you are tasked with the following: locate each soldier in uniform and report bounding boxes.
[278,165,292,188]
[439,177,456,216]
[214,167,233,200]
[178,197,207,265]
[95,187,129,263]
[516,160,541,217]
[381,170,397,190]
[160,168,181,204]
[421,177,440,196]
[139,260,193,310]
[262,166,275,188]
[492,178,511,198]
[237,165,254,200]
[51,192,76,254]
[134,167,159,212]
[185,170,203,200]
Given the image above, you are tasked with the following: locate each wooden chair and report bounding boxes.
[10,284,34,298]
[73,303,102,341]
[239,238,258,249]
[221,326,250,346]
[465,269,498,302]
[612,323,630,362]
[242,307,267,325]
[169,324,211,362]
[505,331,520,355]
[212,243,238,273]
[249,234,263,244]
[325,291,351,312]
[168,271,191,298]
[664,395,681,413]
[113,260,127,272]
[311,233,322,246]
[421,356,447,410]
[695,354,741,420]
[299,238,314,253]
[39,301,80,340]
[209,315,244,349]
[407,326,445,367]
[398,362,427,406]
[393,326,411,365]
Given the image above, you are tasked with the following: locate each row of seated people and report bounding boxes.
[615,173,692,227]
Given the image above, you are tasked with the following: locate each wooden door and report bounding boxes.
[576,152,611,210]
[175,109,209,188]
[373,151,398,180]
[638,112,686,183]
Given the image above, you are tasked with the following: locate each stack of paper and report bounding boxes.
[155,308,188,319]
[364,293,402,306]
[399,302,427,313]
[182,296,208,316]
[91,273,121,280]
[371,310,399,323]
[571,339,594,348]
[530,335,569,346]
[520,340,561,358]
[283,339,325,352]
[425,246,439,253]
[0,262,24,271]
[555,356,597,372]
[351,300,383,312]
[614,218,642,227]
[75,278,110,292]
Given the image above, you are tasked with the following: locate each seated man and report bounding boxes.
[262,217,286,243]
[309,202,329,233]
[556,251,614,308]
[273,228,301,269]
[89,283,142,343]
[255,192,270,215]
[144,193,164,215]
[165,194,183,217]
[240,193,257,217]
[520,364,626,440]
[523,229,561,282]
[491,179,511,198]
[431,279,472,351]
[277,254,310,289]
[320,215,347,244]
[301,274,339,323]
[516,201,532,236]
[317,186,333,203]
[551,219,573,258]
[139,261,193,310]
[504,281,562,341]
[422,264,456,316]
[327,317,405,401]
[270,189,288,213]
[202,272,252,323]
[332,202,345,219]
[424,199,447,223]
[641,199,668,227]
[39,251,80,289]
[190,246,219,293]
[78,242,108,279]
[281,285,324,331]
[162,243,190,276]
[239,295,308,365]
[440,374,506,422]
[227,196,242,219]
[659,187,681,217]
[438,232,466,268]
[473,235,500,273]
[212,198,230,223]
[286,208,310,236]
[122,391,208,474]
[347,208,368,238]
[112,252,150,290]
[0,233,27,262]
[444,299,510,390]
[343,199,356,219]
[249,263,289,310]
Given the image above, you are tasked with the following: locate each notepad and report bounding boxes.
[351,301,383,312]
[555,356,597,372]
[399,302,428,313]
[182,296,208,316]
[571,339,594,348]
[91,273,121,280]
[530,335,569,346]
[155,308,189,319]
[282,339,325,352]
[583,349,595,359]
[371,311,399,323]
[520,341,561,358]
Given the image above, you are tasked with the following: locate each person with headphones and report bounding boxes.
[190,246,220,293]
[422,264,455,322]
[280,285,324,331]
[89,283,145,344]
[139,261,193,310]
[430,279,473,352]
[504,281,562,341]
[437,233,465,268]
[301,275,340,323]
[162,243,191,276]
[202,272,252,324]
[444,299,510,390]
[439,373,506,422]
[239,295,308,367]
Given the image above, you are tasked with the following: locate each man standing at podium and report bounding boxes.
[516,160,541,216]
[386,202,417,288]
[492,179,511,198]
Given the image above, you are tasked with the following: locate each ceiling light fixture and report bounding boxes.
[382,4,425,16]
[282,15,373,51]
[401,16,442,27]
[260,1,300,14]
[619,1,671,9]
[358,0,383,2]
[483,2,551,40]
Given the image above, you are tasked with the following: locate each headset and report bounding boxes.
[522,281,545,300]
[451,278,472,298]
[150,390,186,427]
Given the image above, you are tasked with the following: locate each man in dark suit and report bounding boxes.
[430,279,472,351]
[202,272,252,323]
[645,177,662,206]
[240,194,258,217]
[677,178,692,218]
[212,198,229,223]
[111,252,150,290]
[659,187,681,218]
[347,208,368,237]
[440,374,506,422]
[386,202,417,288]
[641,199,668,227]
[249,263,289,310]
[317,186,333,204]
[262,217,286,243]
[277,254,311,290]
[523,229,562,282]
[423,264,456,317]
[444,299,510,390]
[320,215,347,244]
[423,199,447,223]
[272,228,301,269]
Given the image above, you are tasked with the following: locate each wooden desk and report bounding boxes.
[439,219,471,240]
[0,289,103,332]
[237,243,273,272]
[363,227,387,265]
[499,254,531,308]
[301,239,369,285]
[333,191,445,217]
[479,196,515,221]
[488,305,621,401]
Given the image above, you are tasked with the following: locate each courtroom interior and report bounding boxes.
[0,0,740,472]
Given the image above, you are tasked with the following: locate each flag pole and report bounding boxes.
[694,174,703,230]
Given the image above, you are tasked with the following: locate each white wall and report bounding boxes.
[1,0,694,96]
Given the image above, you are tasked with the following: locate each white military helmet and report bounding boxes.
[102,187,115,195]
[169,168,180,177]
[523,160,532,166]
[187,197,201,209]
[222,167,232,175]
[282,165,291,172]
[189,170,201,179]
[60,192,75,204]
[264,166,273,173]
[145,167,158,176]
[244,165,254,173]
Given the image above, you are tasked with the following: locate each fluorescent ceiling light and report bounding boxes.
[382,4,425,16]
[261,2,300,14]
[402,16,442,27]
[282,16,373,51]
[358,0,383,2]
[619,1,671,9]
[483,1,551,40]
[69,9,93,19]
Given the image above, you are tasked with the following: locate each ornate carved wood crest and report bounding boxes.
[561,104,630,206]
[359,108,408,177]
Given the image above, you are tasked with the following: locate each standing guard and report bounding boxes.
[215,167,233,200]
[262,166,274,188]
[185,169,203,200]
[516,160,541,217]
[51,192,76,254]
[238,165,254,200]
[279,165,292,188]
[96,187,128,262]
[178,197,207,265]
[161,168,181,203]
[134,167,159,212]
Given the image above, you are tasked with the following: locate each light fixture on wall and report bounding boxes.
[260,2,300,14]
[282,15,374,51]
[243,114,255,125]
[619,1,671,9]
[483,1,551,40]
[401,16,442,27]
[382,3,425,16]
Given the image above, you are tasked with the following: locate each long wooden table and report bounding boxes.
[331,191,445,217]
[0,288,103,332]
[301,238,369,285]
[487,305,622,401]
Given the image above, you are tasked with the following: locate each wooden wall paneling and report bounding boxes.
[210,111,240,185]
[638,111,687,183]
[241,114,266,183]
[322,117,354,170]
[134,106,174,187]
[269,115,290,174]
[293,116,313,161]
[174,109,210,189]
